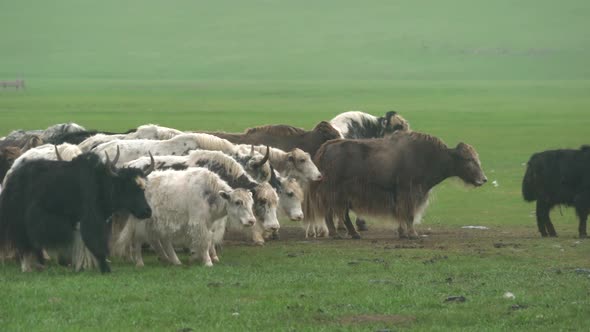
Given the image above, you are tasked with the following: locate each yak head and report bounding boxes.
[279,177,304,221]
[219,188,256,227]
[451,142,487,187]
[286,148,322,182]
[103,147,154,219]
[381,111,411,137]
[246,145,271,182]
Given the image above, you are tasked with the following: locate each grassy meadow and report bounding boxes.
[0,0,589,331]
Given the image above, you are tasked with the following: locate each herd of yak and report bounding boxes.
[0,111,587,273]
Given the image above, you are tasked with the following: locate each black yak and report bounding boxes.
[0,148,154,273]
[522,146,590,238]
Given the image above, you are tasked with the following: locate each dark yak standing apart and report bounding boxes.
[522,146,590,238]
[207,121,341,157]
[308,131,487,239]
[0,150,154,273]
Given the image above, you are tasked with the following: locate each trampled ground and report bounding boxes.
[1,224,589,331]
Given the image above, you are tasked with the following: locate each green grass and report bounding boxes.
[1,0,589,330]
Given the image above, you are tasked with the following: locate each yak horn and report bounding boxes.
[144,151,155,176]
[54,145,63,161]
[111,145,120,165]
[104,151,118,176]
[255,146,270,167]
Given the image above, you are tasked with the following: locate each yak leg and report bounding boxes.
[20,253,35,273]
[535,201,551,237]
[79,219,111,273]
[342,207,361,239]
[34,248,46,266]
[575,196,589,238]
[252,223,265,246]
[209,243,219,263]
[336,217,346,231]
[576,208,588,239]
[150,239,172,264]
[397,218,408,239]
[325,211,341,239]
[188,221,213,267]
[406,218,419,240]
[132,241,145,267]
[162,240,182,265]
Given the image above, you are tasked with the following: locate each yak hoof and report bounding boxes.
[355,218,368,231]
[579,234,588,239]
[549,234,558,238]
[330,234,344,240]
[254,241,265,246]
[351,233,362,240]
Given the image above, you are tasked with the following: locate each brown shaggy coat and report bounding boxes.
[206,121,341,156]
[307,131,487,238]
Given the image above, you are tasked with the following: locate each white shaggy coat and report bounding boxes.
[114,168,256,267]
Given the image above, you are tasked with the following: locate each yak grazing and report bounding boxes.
[0,150,154,273]
[306,131,487,239]
[522,146,590,238]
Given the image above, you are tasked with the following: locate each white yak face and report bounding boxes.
[219,189,256,227]
[279,177,304,221]
[253,183,280,231]
[287,149,322,182]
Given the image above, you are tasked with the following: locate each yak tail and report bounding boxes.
[522,163,537,202]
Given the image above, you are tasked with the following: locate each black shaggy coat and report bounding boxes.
[522,146,590,238]
[0,153,152,273]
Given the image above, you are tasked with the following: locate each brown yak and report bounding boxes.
[306,131,487,239]
[206,121,341,157]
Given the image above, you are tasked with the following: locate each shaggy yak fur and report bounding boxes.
[206,121,341,157]
[125,149,280,244]
[306,131,487,239]
[0,151,153,273]
[329,111,411,139]
[522,146,590,238]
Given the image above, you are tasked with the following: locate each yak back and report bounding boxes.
[48,129,137,145]
[522,146,590,203]
[205,121,340,156]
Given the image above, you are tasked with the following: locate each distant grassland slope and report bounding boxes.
[0,0,589,80]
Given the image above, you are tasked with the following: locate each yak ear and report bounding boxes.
[451,143,468,159]
[218,191,231,200]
